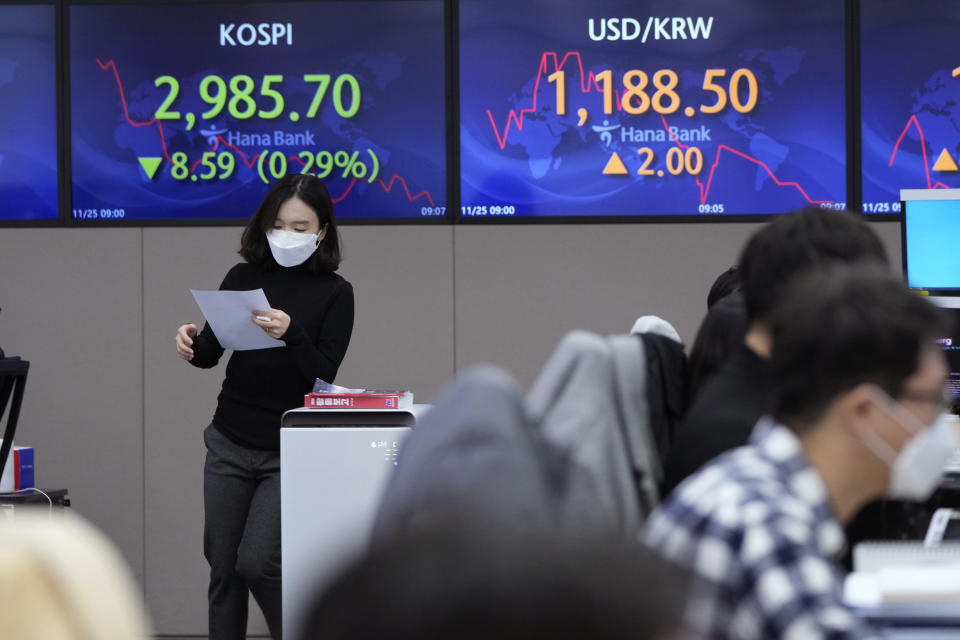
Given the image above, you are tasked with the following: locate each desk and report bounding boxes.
[854,606,960,639]
[843,457,960,564]
[279,405,428,637]
[847,541,960,638]
[0,488,70,519]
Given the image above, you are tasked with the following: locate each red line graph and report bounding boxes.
[96,58,435,206]
[486,52,620,150]
[888,114,949,190]
[328,174,435,206]
[487,51,832,206]
[659,115,829,206]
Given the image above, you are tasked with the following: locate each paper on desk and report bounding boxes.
[845,565,960,606]
[313,379,365,393]
[190,288,283,351]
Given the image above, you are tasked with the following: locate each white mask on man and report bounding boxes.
[266,229,321,267]
[860,390,959,500]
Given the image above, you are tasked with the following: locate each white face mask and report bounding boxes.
[266,229,321,267]
[860,391,960,500]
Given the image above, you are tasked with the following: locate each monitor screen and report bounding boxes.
[929,301,960,401]
[861,0,960,215]
[0,4,58,222]
[69,1,447,223]
[458,0,847,219]
[902,190,960,291]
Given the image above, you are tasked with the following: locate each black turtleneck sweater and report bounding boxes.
[190,262,354,450]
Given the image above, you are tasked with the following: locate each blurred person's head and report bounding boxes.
[738,208,888,354]
[769,265,956,521]
[687,293,748,402]
[297,526,694,640]
[0,511,152,640]
[706,266,740,310]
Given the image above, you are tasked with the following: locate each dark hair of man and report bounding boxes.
[738,207,888,323]
[688,292,749,402]
[297,526,689,640]
[239,174,342,273]
[707,266,740,309]
[770,265,945,433]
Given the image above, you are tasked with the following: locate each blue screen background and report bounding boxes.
[905,199,960,289]
[861,0,960,213]
[0,5,58,221]
[70,1,446,222]
[459,0,846,218]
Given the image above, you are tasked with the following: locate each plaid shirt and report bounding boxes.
[644,418,876,640]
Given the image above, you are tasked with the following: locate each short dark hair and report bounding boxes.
[738,207,888,322]
[239,174,342,273]
[297,527,690,640]
[688,292,748,402]
[707,266,740,309]
[770,265,945,431]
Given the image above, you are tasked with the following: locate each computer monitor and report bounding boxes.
[901,189,960,293]
[929,298,960,408]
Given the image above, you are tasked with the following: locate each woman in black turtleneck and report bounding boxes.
[174,174,354,640]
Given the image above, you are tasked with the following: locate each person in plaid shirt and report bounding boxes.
[645,266,958,639]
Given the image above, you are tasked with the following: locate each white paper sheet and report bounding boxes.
[190,288,283,351]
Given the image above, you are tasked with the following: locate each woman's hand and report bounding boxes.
[176,323,198,361]
[252,309,291,339]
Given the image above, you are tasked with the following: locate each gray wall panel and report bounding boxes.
[453,223,761,388]
[872,220,903,271]
[0,229,144,579]
[335,226,455,402]
[454,221,902,389]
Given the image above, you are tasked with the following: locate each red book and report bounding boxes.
[304,390,413,409]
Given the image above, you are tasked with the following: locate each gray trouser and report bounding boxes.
[203,423,282,640]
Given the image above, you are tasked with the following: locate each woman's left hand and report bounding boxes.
[252,309,291,339]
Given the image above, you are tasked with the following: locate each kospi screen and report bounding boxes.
[69,1,446,223]
[459,0,847,219]
[0,4,58,222]
[861,0,960,215]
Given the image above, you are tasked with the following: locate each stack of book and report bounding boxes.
[304,380,413,409]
